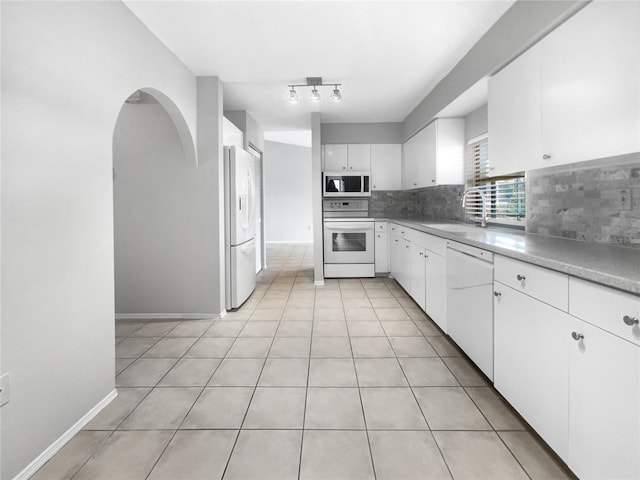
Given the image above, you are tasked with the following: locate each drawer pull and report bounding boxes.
[516,274,526,281]
[571,332,584,341]
[494,291,502,298]
[623,315,639,326]
[419,252,424,256]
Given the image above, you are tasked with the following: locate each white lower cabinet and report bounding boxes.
[494,282,570,460]
[409,244,426,310]
[568,315,640,480]
[388,225,448,332]
[374,222,389,273]
[389,228,410,290]
[495,255,640,479]
[424,251,446,331]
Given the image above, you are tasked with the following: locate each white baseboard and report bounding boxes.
[115,313,220,321]
[13,389,118,480]
[314,280,325,286]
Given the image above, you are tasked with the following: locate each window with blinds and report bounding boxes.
[464,134,525,226]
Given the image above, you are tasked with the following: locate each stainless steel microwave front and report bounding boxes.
[323,172,371,197]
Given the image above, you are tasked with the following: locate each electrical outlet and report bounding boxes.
[0,373,10,407]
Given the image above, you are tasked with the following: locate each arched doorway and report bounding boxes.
[112,88,201,375]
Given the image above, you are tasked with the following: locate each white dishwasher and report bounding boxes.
[446,241,494,380]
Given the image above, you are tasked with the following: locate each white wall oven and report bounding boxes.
[323,172,371,197]
[323,199,375,278]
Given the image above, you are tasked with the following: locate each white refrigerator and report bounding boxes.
[224,146,257,309]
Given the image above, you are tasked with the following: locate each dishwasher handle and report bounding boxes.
[447,241,493,263]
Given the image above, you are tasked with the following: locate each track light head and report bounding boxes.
[309,87,321,103]
[287,87,299,103]
[330,86,342,102]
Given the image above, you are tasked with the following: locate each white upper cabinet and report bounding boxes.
[371,144,402,190]
[489,1,640,175]
[488,45,541,176]
[540,0,640,167]
[402,119,465,190]
[323,144,348,171]
[323,144,371,171]
[347,144,371,171]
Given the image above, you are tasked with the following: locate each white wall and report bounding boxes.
[263,141,312,243]
[0,2,200,478]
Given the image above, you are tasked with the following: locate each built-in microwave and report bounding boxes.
[323,172,371,197]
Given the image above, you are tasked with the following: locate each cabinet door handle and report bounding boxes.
[543,154,552,160]
[571,332,584,341]
[377,234,381,238]
[494,291,502,297]
[342,166,346,170]
[623,315,639,326]
[419,252,423,256]
[516,274,526,281]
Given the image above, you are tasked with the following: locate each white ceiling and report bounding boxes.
[124,1,514,131]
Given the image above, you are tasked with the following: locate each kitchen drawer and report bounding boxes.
[408,230,447,256]
[569,277,640,346]
[375,221,388,232]
[389,223,409,238]
[495,255,568,311]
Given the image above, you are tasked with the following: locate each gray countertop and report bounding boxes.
[379,218,640,295]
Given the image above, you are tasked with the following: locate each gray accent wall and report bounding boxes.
[321,122,403,144]
[114,102,222,315]
[527,154,640,248]
[403,0,588,141]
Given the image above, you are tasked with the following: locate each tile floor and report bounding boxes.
[33,244,574,480]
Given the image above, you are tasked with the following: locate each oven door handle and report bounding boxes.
[325,225,374,232]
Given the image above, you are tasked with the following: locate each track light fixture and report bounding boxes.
[287,77,342,104]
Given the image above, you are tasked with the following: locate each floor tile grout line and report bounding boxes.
[68,430,117,480]
[219,277,283,480]
[297,289,315,480]
[377,287,461,480]
[344,294,379,480]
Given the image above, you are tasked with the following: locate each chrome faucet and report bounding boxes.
[461,187,488,228]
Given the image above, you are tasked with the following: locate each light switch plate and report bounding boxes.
[0,373,10,407]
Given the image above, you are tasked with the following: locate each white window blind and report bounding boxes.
[465,135,525,226]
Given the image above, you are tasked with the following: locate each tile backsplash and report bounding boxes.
[527,153,640,248]
[370,185,465,221]
[369,153,639,249]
